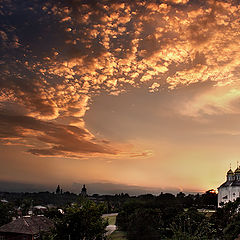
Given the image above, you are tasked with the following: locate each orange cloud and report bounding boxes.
[0,112,118,158]
[179,86,240,117]
[2,0,240,159]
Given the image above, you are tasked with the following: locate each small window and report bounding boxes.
[233,193,236,196]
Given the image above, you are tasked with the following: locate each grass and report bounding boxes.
[103,215,116,225]
[107,231,127,240]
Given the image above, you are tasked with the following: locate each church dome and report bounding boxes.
[235,167,240,174]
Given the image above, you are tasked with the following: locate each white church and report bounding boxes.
[218,167,240,207]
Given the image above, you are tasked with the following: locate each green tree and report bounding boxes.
[51,200,108,240]
[170,208,216,240]
[210,197,240,238]
[223,216,240,240]
[0,202,15,226]
[210,197,240,239]
[45,208,63,220]
[21,198,32,215]
[126,208,163,240]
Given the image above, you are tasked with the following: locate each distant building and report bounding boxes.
[56,185,60,194]
[0,216,54,240]
[81,184,87,197]
[218,167,240,207]
[56,185,63,195]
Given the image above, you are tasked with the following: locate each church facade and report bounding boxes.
[218,167,240,207]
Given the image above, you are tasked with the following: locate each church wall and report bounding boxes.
[218,186,240,207]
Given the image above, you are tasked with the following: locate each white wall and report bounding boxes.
[218,186,240,207]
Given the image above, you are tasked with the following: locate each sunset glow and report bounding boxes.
[1,0,240,194]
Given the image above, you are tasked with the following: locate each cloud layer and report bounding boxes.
[0,110,118,157]
[1,0,240,157]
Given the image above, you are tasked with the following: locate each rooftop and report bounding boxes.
[218,180,240,189]
[0,216,54,235]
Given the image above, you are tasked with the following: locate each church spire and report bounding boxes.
[235,164,240,180]
[80,184,87,197]
[56,185,61,194]
[227,167,234,181]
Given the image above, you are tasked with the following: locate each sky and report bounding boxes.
[1,0,240,195]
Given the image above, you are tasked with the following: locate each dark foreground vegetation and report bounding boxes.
[116,192,240,239]
[1,190,240,239]
[45,201,108,240]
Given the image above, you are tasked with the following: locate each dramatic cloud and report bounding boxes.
[1,0,240,159]
[0,111,117,157]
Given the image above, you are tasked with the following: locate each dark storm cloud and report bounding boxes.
[71,182,181,195]
[0,180,185,195]
[0,180,48,192]
[0,112,117,157]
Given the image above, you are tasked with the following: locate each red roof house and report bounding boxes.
[0,215,54,240]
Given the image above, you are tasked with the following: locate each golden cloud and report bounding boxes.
[1,0,240,158]
[179,86,240,117]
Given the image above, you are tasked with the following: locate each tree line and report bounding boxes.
[2,190,240,239]
[116,192,240,239]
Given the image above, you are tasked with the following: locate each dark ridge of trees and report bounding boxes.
[116,193,240,240]
[48,200,108,240]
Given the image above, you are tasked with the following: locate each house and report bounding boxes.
[0,215,54,240]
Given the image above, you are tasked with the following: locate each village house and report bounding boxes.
[0,215,54,240]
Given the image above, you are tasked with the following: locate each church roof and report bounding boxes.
[218,180,240,189]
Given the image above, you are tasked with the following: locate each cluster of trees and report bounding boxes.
[0,202,15,226]
[116,194,240,240]
[91,190,217,213]
[44,200,108,240]
[117,207,217,240]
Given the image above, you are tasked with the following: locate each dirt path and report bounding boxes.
[105,224,117,236]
